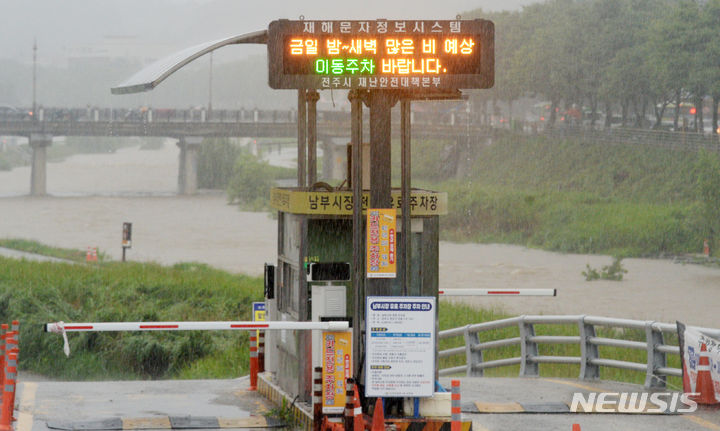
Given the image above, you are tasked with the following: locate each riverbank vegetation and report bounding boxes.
[437,133,720,257]
[0,255,261,380]
[194,131,720,258]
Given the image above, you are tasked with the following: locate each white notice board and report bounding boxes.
[365,296,436,397]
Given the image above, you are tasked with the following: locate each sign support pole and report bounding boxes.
[401,99,411,296]
[366,90,397,297]
[349,90,365,379]
[297,89,307,188]
[307,89,319,186]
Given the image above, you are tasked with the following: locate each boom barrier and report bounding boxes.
[45,320,349,333]
[439,288,556,296]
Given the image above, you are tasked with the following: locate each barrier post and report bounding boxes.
[5,336,18,422]
[0,325,7,388]
[451,380,461,431]
[258,331,265,373]
[249,334,258,391]
[0,352,17,431]
[313,367,322,431]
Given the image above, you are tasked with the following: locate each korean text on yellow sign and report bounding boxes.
[322,331,352,413]
[366,208,397,278]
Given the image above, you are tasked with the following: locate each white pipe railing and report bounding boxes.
[438,314,719,389]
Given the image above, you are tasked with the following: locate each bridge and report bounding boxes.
[0,106,484,195]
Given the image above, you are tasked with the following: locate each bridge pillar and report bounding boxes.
[177,137,203,195]
[29,133,52,196]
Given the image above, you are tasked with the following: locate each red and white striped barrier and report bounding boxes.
[439,288,556,297]
[45,320,349,333]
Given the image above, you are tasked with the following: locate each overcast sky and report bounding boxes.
[3,0,531,64]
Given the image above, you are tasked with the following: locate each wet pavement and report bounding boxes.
[15,374,720,431]
[15,376,281,431]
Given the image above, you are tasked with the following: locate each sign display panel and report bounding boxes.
[269,188,448,216]
[252,302,266,340]
[122,222,132,248]
[268,19,494,89]
[321,331,352,413]
[365,296,436,397]
[366,208,396,278]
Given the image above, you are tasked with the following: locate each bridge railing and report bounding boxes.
[438,314,720,389]
[0,107,480,127]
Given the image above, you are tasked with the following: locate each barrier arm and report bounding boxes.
[45,321,349,333]
[439,289,556,296]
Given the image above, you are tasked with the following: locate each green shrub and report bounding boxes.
[197,138,242,189]
[583,257,628,281]
[226,153,277,209]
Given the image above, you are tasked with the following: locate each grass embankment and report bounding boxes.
[0,239,94,262]
[430,133,720,257]
[0,254,262,380]
[0,243,679,386]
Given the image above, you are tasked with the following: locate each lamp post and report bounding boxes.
[32,38,37,121]
[208,51,213,116]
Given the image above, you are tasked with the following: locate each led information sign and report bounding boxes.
[268,19,494,90]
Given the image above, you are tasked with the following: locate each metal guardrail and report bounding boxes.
[438,315,720,389]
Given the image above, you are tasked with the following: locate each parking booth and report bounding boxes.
[264,186,447,402]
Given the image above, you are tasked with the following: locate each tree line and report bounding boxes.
[466,0,720,132]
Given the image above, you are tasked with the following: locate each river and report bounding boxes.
[0,141,717,327]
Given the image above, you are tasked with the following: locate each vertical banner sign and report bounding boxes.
[365,296,435,397]
[366,208,396,278]
[322,331,352,414]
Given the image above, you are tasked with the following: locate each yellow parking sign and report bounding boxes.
[366,208,396,278]
[322,331,352,414]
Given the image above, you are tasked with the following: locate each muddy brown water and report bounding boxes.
[0,142,717,327]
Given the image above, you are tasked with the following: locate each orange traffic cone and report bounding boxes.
[682,361,692,394]
[86,247,98,262]
[371,398,384,431]
[352,385,363,431]
[692,343,719,405]
[572,425,581,431]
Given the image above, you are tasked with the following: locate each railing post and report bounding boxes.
[645,321,666,389]
[463,326,483,377]
[578,316,599,380]
[519,317,538,376]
